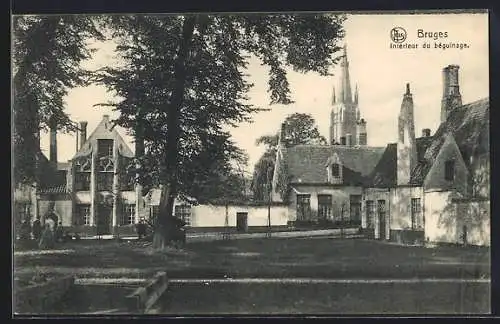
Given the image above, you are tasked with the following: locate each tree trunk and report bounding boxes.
[152,15,197,250]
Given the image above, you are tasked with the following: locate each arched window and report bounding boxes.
[98,157,114,191]
[75,157,91,191]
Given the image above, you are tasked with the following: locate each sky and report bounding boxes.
[39,12,489,174]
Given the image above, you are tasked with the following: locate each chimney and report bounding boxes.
[49,115,57,164]
[421,128,431,137]
[279,122,288,146]
[440,65,462,122]
[79,121,88,149]
[356,119,367,146]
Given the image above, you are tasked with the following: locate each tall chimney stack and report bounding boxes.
[356,119,367,146]
[440,65,462,123]
[49,115,58,164]
[79,121,88,149]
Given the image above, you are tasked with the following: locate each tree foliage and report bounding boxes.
[251,113,327,201]
[95,13,345,248]
[12,15,105,185]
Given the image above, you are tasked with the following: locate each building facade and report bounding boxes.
[35,115,147,237]
[271,51,490,246]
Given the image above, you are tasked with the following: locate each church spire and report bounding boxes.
[332,86,336,104]
[338,44,353,103]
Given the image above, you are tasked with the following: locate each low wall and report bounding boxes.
[425,191,490,247]
[15,275,75,314]
[191,204,289,228]
[389,229,425,245]
[454,199,490,247]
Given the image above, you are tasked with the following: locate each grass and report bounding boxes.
[14,237,490,280]
[160,281,490,315]
[13,237,491,315]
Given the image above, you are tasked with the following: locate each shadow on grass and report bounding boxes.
[14,238,490,280]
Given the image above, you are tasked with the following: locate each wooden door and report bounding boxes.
[97,205,112,235]
[377,200,386,240]
[236,212,248,233]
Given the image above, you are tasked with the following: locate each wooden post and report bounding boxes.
[266,166,272,238]
[224,203,230,240]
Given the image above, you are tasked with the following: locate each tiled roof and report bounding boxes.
[410,98,489,185]
[369,143,397,187]
[35,150,67,191]
[368,137,433,188]
[283,145,385,184]
[38,184,67,194]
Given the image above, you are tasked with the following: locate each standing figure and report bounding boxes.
[19,219,31,241]
[32,216,42,243]
[136,218,147,240]
[55,222,64,243]
[39,223,55,249]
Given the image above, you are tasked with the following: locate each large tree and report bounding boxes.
[12,16,105,186]
[97,14,345,249]
[251,113,327,201]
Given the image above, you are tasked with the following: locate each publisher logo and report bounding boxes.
[390,27,407,43]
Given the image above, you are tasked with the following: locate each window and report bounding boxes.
[358,133,367,145]
[331,164,340,177]
[349,195,362,225]
[175,204,191,226]
[411,198,422,229]
[296,194,311,221]
[75,172,91,191]
[97,173,114,191]
[366,200,375,228]
[318,195,332,220]
[121,171,135,191]
[445,160,455,181]
[98,139,114,158]
[340,137,346,145]
[122,204,136,225]
[75,205,91,225]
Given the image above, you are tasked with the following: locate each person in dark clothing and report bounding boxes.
[136,218,147,240]
[19,219,31,241]
[32,217,42,242]
[55,222,64,243]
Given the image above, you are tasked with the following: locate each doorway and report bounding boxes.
[97,204,112,235]
[377,200,386,240]
[236,212,248,233]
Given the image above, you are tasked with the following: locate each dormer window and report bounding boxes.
[327,154,343,184]
[444,160,455,181]
[331,163,340,177]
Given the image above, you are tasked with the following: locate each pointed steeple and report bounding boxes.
[397,83,417,185]
[338,44,353,103]
[331,86,336,104]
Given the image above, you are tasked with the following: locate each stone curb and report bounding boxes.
[187,228,360,242]
[125,271,169,314]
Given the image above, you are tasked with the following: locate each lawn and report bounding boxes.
[14,237,491,315]
[14,237,490,280]
[160,281,490,315]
